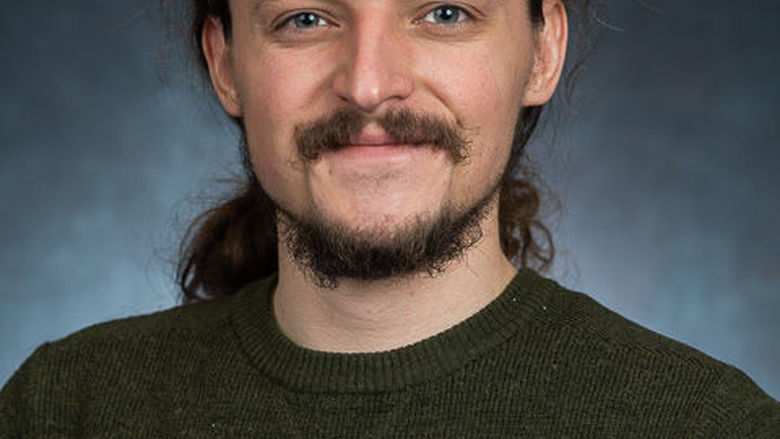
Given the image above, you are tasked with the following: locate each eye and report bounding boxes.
[278,11,330,30]
[422,5,469,25]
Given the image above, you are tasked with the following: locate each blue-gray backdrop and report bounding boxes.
[2,0,778,400]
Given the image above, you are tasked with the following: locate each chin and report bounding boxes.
[311,188,448,233]
[278,193,490,288]
[363,214,438,241]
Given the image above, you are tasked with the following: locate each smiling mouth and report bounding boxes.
[344,125,427,148]
[329,144,420,162]
[328,125,434,162]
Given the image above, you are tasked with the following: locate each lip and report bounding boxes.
[332,144,419,160]
[347,124,410,146]
[347,135,400,146]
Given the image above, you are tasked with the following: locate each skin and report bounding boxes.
[202,0,568,352]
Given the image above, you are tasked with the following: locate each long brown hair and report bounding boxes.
[177,0,594,302]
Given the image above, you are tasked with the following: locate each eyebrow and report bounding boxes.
[249,0,287,25]
[249,0,351,21]
[250,0,287,16]
[251,0,280,13]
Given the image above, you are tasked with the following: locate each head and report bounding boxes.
[179,0,583,300]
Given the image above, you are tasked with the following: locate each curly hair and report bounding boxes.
[177,0,593,302]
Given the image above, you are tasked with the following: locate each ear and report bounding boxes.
[202,16,242,117]
[522,0,568,106]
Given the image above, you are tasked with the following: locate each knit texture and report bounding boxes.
[2,269,779,437]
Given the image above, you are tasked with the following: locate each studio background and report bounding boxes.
[2,0,778,399]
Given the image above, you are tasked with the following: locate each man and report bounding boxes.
[2,0,778,436]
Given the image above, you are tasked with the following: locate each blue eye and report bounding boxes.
[423,5,467,24]
[286,12,328,29]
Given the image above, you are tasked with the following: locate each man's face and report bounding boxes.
[204,0,564,280]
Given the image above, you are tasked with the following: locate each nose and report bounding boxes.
[331,14,415,113]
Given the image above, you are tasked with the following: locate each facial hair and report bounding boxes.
[295,107,470,164]
[269,107,500,289]
[277,185,499,289]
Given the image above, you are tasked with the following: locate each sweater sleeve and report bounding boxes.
[691,366,780,438]
[0,343,82,438]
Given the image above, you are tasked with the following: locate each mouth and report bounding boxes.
[344,124,427,148]
[330,144,420,163]
[296,107,468,164]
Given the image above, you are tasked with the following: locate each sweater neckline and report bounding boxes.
[231,268,554,393]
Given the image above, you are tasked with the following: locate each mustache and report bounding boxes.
[294,107,470,163]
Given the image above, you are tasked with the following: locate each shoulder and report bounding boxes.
[4,282,258,378]
[33,291,238,364]
[539,279,732,374]
[2,286,241,386]
[46,273,276,351]
[533,277,780,435]
[1,281,266,436]
[34,278,266,359]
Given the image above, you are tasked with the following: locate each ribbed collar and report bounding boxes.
[231,268,554,393]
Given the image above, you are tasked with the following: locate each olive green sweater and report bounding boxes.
[2,269,778,437]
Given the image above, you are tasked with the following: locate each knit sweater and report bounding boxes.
[2,269,778,438]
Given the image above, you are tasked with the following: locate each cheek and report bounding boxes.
[234,48,331,209]
[425,49,526,199]
[238,52,311,147]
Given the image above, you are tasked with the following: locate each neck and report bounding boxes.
[272,206,518,353]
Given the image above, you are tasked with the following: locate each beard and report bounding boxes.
[276,183,500,289]
[251,106,503,289]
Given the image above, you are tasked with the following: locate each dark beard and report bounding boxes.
[276,183,499,289]
[258,106,496,288]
